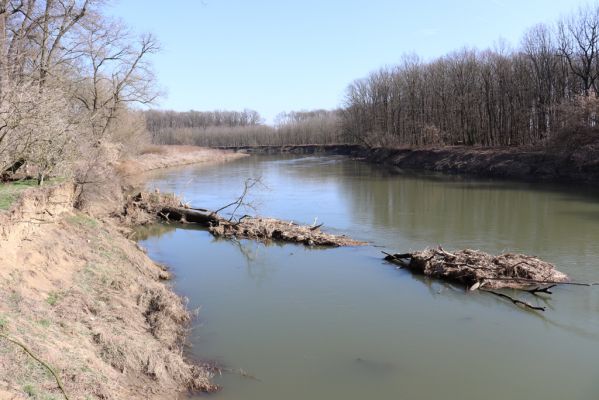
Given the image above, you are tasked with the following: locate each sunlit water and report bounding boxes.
[138,155,599,400]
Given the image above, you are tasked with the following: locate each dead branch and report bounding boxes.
[202,361,262,382]
[480,277,597,287]
[482,290,546,312]
[310,222,324,231]
[214,177,264,222]
[382,251,411,267]
[526,284,557,295]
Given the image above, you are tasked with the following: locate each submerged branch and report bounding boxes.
[202,361,262,382]
[482,290,546,312]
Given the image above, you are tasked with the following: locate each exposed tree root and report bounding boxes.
[202,361,262,382]
[0,333,70,400]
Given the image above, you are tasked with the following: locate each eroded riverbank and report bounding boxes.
[215,142,599,183]
[0,147,242,399]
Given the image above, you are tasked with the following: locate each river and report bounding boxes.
[137,155,599,400]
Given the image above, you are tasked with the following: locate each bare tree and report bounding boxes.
[0,1,157,184]
[557,4,599,97]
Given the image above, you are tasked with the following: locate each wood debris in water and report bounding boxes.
[125,192,365,247]
[384,247,572,312]
[209,216,365,247]
[384,247,568,290]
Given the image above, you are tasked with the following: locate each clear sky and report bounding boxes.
[109,0,590,124]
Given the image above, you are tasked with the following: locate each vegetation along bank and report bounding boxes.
[0,148,244,400]
[213,138,599,183]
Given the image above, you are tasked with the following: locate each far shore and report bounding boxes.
[117,145,247,176]
[212,143,599,184]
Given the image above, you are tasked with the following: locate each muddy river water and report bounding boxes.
[138,155,599,400]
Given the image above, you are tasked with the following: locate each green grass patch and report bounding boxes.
[0,179,38,210]
[0,178,66,210]
[37,319,51,328]
[0,314,7,330]
[66,213,99,228]
[46,292,61,306]
[22,383,37,397]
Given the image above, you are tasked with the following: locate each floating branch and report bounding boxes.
[526,284,557,295]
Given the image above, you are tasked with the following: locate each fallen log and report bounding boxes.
[126,192,365,247]
[1,158,26,180]
[159,206,219,225]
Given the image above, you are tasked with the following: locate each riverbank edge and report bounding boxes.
[214,144,599,183]
[0,147,243,399]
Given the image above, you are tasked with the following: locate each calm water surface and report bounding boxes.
[138,155,599,400]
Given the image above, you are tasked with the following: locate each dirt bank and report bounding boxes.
[216,142,599,183]
[118,145,246,176]
[0,184,215,399]
[0,147,246,399]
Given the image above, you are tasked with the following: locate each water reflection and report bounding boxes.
[139,155,599,400]
[133,221,178,241]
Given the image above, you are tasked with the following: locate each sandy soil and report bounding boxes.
[0,147,244,399]
[117,145,246,176]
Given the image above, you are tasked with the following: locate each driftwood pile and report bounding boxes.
[384,247,571,312]
[384,247,568,290]
[125,191,364,247]
[210,217,364,247]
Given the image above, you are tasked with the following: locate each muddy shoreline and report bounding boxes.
[215,144,599,183]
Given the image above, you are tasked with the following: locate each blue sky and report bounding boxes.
[109,0,589,124]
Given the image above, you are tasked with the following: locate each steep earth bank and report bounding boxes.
[216,143,599,182]
[0,147,242,399]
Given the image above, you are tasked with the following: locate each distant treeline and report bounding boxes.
[149,3,599,149]
[147,109,343,146]
[342,4,599,147]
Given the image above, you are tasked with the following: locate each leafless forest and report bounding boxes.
[0,0,156,184]
[342,4,599,147]
[146,109,343,147]
[149,3,599,149]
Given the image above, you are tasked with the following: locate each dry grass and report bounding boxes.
[116,145,246,176]
[138,145,169,156]
[0,187,217,399]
